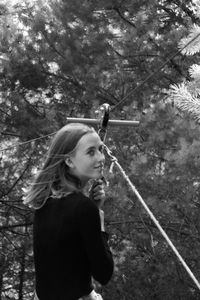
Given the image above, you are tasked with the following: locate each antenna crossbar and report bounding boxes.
[66,117,139,126]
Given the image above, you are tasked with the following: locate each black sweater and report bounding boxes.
[33,192,114,300]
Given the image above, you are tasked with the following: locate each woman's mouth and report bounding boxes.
[95,165,104,171]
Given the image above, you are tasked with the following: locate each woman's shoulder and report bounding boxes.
[41,192,98,218]
[73,192,99,215]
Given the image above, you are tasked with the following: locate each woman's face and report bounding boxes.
[66,132,105,184]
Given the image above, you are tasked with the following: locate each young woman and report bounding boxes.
[24,123,114,300]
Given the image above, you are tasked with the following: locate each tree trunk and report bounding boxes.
[18,242,26,300]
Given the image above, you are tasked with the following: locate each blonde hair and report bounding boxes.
[24,123,95,209]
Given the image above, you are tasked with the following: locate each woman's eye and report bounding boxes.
[88,149,95,156]
[87,145,104,156]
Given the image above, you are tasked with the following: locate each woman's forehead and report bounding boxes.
[77,132,102,149]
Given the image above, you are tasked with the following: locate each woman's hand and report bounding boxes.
[89,179,106,209]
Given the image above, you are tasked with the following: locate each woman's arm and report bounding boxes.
[78,196,114,285]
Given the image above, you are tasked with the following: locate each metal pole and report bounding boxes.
[66,117,139,126]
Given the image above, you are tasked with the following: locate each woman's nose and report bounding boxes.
[98,150,105,162]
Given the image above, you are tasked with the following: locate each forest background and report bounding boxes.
[1,0,200,299]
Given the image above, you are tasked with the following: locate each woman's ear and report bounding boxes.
[64,156,74,168]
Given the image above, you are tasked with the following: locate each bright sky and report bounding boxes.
[1,0,20,5]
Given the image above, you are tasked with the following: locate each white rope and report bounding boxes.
[105,145,200,290]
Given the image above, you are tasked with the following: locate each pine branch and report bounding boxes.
[170,58,190,79]
[189,64,200,81]
[41,69,85,90]
[113,7,136,28]
[97,86,120,105]
[42,30,66,60]
[110,44,164,59]
[0,131,22,137]
[0,222,32,231]
[173,0,199,24]
[0,107,11,117]
[21,91,46,118]
[157,4,186,26]
[179,25,200,55]
[107,220,200,241]
[169,83,200,120]
[0,148,35,199]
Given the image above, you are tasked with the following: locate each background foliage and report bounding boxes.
[1,0,200,299]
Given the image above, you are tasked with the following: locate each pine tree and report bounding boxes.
[168,0,200,121]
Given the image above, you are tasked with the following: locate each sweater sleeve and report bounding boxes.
[78,195,114,285]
